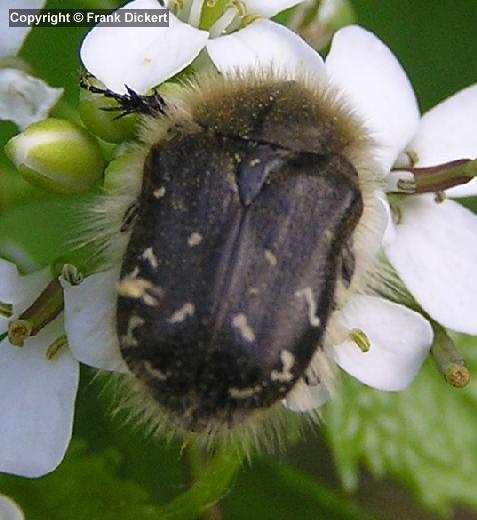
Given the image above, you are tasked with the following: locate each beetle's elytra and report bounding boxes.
[115,75,376,437]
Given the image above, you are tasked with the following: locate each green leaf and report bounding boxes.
[0,440,155,520]
[221,456,375,520]
[324,334,477,515]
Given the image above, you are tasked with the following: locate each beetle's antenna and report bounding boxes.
[80,72,167,118]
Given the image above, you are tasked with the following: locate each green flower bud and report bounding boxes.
[199,0,228,29]
[104,150,144,193]
[288,0,356,50]
[4,118,104,195]
[80,87,137,144]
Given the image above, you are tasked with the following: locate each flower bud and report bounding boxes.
[79,86,137,144]
[288,0,356,50]
[103,150,144,193]
[4,118,104,195]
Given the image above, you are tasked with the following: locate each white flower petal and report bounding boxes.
[80,0,209,94]
[333,295,432,391]
[407,84,477,198]
[445,178,477,198]
[410,85,477,166]
[385,196,477,335]
[63,268,128,373]
[0,69,63,130]
[207,19,325,77]
[284,379,330,412]
[0,259,50,305]
[0,319,79,478]
[0,495,24,520]
[326,25,420,172]
[0,0,46,58]
[242,0,304,17]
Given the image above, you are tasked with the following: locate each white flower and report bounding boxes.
[0,494,24,520]
[322,27,477,335]
[384,87,477,336]
[80,0,305,94]
[0,1,63,129]
[0,0,45,59]
[0,260,77,477]
[0,258,126,478]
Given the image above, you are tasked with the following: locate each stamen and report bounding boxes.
[228,0,247,17]
[206,0,217,6]
[240,14,259,27]
[0,303,13,319]
[397,177,417,194]
[393,151,417,170]
[349,328,371,353]
[208,7,238,37]
[46,335,68,360]
[62,264,83,286]
[391,205,403,225]
[170,0,185,16]
[385,170,415,193]
[188,0,205,27]
[8,319,33,347]
[431,323,469,388]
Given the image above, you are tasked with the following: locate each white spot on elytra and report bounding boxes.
[143,360,168,381]
[232,313,256,342]
[121,315,144,348]
[295,287,321,327]
[264,249,277,266]
[153,187,166,199]
[271,350,295,383]
[169,303,195,324]
[188,232,203,247]
[229,386,261,399]
[128,266,140,279]
[117,278,162,306]
[142,247,158,268]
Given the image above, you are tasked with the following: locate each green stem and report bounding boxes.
[153,448,243,520]
[431,322,470,388]
[187,445,222,520]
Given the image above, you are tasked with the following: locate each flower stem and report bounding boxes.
[154,447,243,519]
[430,323,470,388]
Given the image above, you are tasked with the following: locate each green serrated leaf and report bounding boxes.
[324,334,477,515]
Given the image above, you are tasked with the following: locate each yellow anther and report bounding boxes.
[350,328,371,353]
[0,303,13,319]
[228,0,247,17]
[46,335,68,360]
